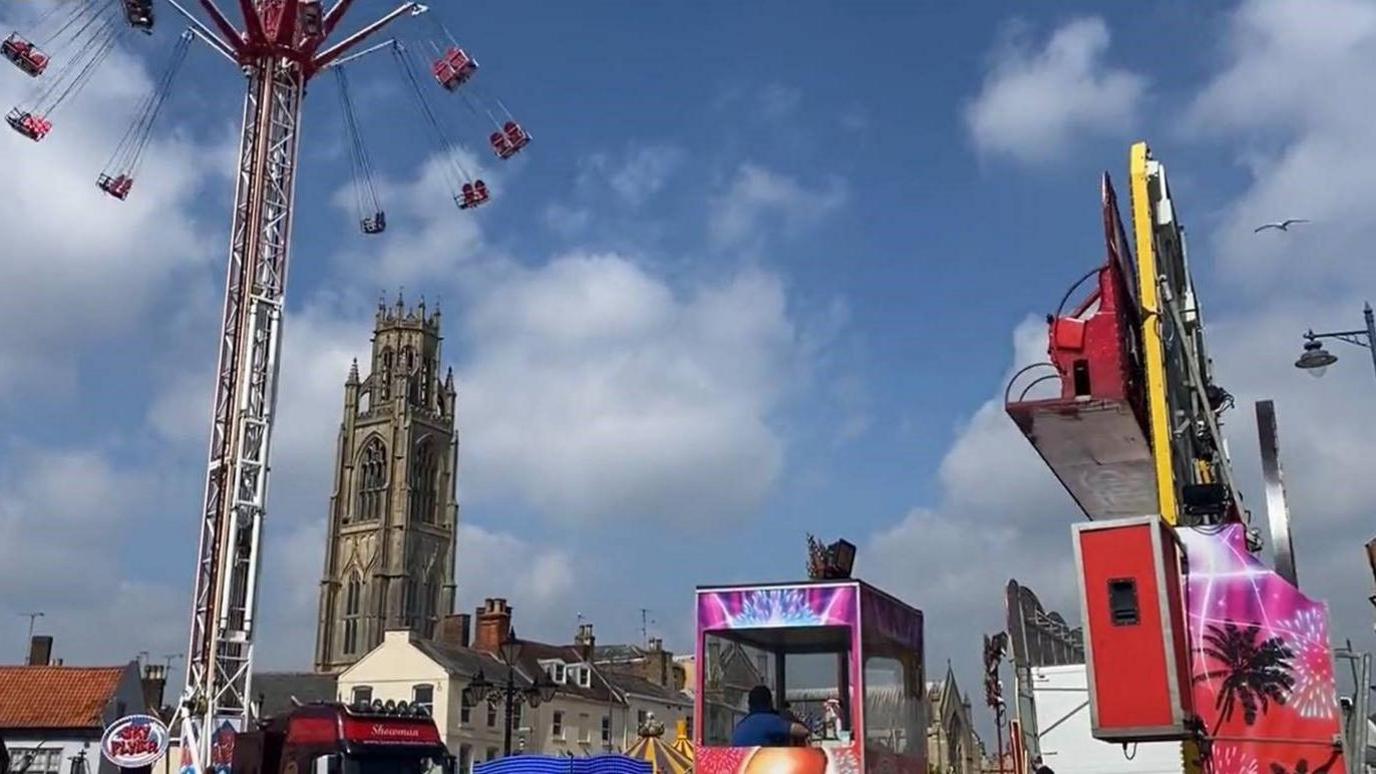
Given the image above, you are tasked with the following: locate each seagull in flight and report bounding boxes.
[1254,218,1310,233]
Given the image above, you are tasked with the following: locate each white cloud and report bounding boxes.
[575,144,686,208]
[458,253,798,525]
[1187,0,1376,294]
[708,163,847,250]
[964,17,1146,165]
[0,30,225,396]
[457,524,574,623]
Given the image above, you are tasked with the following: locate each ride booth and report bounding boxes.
[694,542,926,774]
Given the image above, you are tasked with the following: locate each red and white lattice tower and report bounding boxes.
[170,1,427,768]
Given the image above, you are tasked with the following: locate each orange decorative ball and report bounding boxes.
[741,747,829,774]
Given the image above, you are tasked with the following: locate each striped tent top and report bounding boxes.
[624,716,693,774]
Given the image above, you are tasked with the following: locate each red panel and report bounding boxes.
[1075,518,1188,741]
[341,716,442,746]
[286,716,337,746]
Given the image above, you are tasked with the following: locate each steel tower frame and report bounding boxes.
[163,1,427,769]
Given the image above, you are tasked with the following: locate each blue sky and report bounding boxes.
[2,0,1375,736]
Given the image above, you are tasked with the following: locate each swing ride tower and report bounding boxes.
[163,2,432,769]
[5,0,527,760]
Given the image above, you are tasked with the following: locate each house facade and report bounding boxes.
[0,652,148,774]
[335,599,693,766]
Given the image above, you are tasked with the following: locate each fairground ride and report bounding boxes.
[3,1,533,769]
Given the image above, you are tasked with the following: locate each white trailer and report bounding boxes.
[1029,664,1179,774]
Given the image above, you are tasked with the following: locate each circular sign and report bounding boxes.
[102,715,170,768]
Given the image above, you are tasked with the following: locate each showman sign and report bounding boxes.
[101,715,170,769]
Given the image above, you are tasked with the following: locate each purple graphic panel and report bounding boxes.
[1179,525,1345,774]
[698,584,858,630]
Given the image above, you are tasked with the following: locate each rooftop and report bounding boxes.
[0,665,129,730]
[252,672,338,718]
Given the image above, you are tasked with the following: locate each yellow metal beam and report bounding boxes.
[1128,141,1179,527]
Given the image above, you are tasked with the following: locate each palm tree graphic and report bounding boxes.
[1266,746,1341,774]
[1193,622,1295,734]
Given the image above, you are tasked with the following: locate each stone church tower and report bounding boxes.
[314,296,458,673]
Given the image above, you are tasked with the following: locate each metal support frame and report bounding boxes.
[169,1,424,769]
[183,56,303,767]
[1255,400,1298,587]
[1333,647,1370,774]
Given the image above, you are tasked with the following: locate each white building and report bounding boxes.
[335,599,692,767]
[0,649,148,774]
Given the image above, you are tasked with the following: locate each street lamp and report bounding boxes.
[1294,302,1376,381]
[462,634,559,757]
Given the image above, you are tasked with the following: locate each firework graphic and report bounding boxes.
[1211,744,1259,774]
[1275,609,1336,719]
[698,585,856,630]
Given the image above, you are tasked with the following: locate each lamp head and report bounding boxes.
[1295,339,1337,377]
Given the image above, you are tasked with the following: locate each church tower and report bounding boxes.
[314,295,458,673]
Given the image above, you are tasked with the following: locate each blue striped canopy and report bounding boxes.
[476,755,652,774]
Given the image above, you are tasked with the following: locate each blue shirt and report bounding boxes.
[731,711,794,747]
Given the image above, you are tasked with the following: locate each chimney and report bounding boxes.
[646,638,670,687]
[437,614,472,648]
[141,664,167,714]
[575,623,596,662]
[473,599,512,655]
[27,636,53,666]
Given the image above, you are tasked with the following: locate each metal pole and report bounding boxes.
[1364,302,1375,381]
[503,667,515,757]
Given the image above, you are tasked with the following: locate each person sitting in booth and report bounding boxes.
[731,685,810,747]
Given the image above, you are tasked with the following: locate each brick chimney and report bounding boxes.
[27,636,52,666]
[437,613,472,649]
[473,599,512,655]
[645,638,673,687]
[141,664,167,715]
[575,623,596,662]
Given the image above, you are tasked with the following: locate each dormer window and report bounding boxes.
[577,665,591,688]
[542,660,566,684]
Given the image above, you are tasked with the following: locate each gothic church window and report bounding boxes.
[380,348,394,399]
[409,439,437,524]
[343,574,362,654]
[357,438,387,522]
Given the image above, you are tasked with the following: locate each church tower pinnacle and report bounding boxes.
[314,294,458,672]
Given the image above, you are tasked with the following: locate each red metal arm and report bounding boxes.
[320,0,357,40]
[238,0,267,46]
[310,2,424,74]
[275,0,300,46]
[196,0,246,51]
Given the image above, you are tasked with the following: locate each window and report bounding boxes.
[486,703,497,727]
[343,573,363,654]
[351,685,373,704]
[484,748,498,763]
[548,662,566,683]
[460,699,471,725]
[601,715,611,744]
[701,626,854,747]
[637,710,647,729]
[515,702,526,729]
[579,713,591,743]
[577,665,591,688]
[861,606,924,762]
[356,438,388,522]
[412,684,434,715]
[409,439,438,524]
[379,348,394,400]
[403,578,417,624]
[11,749,61,774]
[458,745,472,774]
[551,710,564,739]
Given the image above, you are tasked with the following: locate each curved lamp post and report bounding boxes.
[1294,302,1375,381]
[462,635,559,757]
